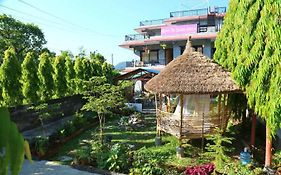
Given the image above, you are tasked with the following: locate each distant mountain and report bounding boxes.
[115,61,134,70]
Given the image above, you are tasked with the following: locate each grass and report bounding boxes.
[52,114,210,168]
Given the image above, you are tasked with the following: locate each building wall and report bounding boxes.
[135,50,141,58]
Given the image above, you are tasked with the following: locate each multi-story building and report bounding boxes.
[119,6,226,68]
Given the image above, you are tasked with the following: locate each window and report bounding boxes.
[140,50,159,64]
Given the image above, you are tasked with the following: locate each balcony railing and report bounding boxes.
[214,7,227,14]
[140,19,166,26]
[125,34,150,41]
[170,8,208,17]
[170,7,227,18]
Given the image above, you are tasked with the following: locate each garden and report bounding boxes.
[1,0,281,174]
[36,109,281,175]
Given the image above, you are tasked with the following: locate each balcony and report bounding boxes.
[170,8,208,17]
[125,34,150,41]
[169,7,226,18]
[140,18,166,26]
[125,24,221,42]
[214,7,227,14]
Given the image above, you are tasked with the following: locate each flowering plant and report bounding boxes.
[184,163,215,175]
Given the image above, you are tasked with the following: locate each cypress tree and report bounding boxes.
[38,52,54,101]
[82,58,92,80]
[214,0,281,166]
[74,57,84,93]
[65,55,75,95]
[53,55,67,98]
[102,62,114,83]
[0,48,22,106]
[21,52,39,104]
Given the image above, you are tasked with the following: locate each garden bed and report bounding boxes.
[46,114,279,175]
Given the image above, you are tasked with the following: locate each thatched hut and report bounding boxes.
[144,39,241,157]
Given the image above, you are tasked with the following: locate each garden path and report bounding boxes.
[20,160,101,175]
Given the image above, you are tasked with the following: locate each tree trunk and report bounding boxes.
[250,114,256,147]
[265,123,272,167]
[98,115,104,144]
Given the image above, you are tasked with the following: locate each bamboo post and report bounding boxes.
[201,113,205,152]
[218,94,222,129]
[250,113,257,148]
[265,123,272,168]
[167,94,171,112]
[222,94,226,130]
[179,94,183,146]
[176,94,184,158]
[155,94,159,137]
[155,94,162,146]
[158,94,162,136]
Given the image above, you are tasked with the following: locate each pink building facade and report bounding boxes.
[119,7,226,68]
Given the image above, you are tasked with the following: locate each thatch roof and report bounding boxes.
[144,41,241,95]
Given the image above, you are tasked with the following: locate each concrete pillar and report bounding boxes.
[158,49,165,65]
[135,50,141,58]
[203,40,212,58]
[173,45,181,59]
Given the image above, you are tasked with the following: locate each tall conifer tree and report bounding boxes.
[21,52,39,104]
[0,48,22,106]
[53,55,67,98]
[65,55,75,95]
[74,57,84,93]
[38,52,54,101]
[214,0,281,167]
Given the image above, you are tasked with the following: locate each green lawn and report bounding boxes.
[52,115,209,168]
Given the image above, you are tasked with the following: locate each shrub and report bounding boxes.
[106,143,131,173]
[184,163,215,175]
[273,151,281,168]
[72,113,87,129]
[34,136,49,156]
[203,128,233,173]
[222,161,263,175]
[130,147,169,175]
[74,145,92,165]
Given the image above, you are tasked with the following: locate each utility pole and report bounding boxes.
[111,53,114,65]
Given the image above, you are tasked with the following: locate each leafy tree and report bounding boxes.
[102,62,115,83]
[0,48,22,106]
[74,57,84,93]
[82,76,126,143]
[214,0,280,166]
[21,52,39,104]
[65,55,75,95]
[90,52,105,63]
[38,52,54,101]
[53,55,67,98]
[90,61,102,77]
[0,14,46,61]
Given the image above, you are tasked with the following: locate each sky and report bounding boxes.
[0,0,229,65]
